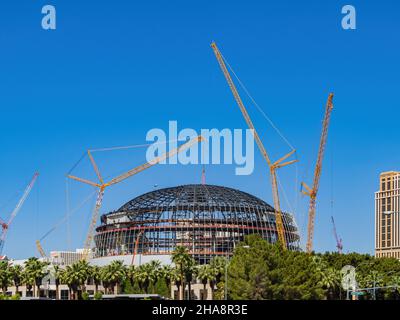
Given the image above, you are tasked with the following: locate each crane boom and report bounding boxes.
[302,93,334,253]
[211,42,297,248]
[68,135,204,260]
[0,172,39,255]
[35,239,47,258]
[331,216,343,253]
[107,135,204,186]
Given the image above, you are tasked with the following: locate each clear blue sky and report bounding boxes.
[0,0,399,259]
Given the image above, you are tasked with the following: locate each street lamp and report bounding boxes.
[354,262,397,300]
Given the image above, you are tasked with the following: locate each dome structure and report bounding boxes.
[94,184,300,264]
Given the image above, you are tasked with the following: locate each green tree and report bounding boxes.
[124,265,137,293]
[24,257,49,297]
[209,257,229,300]
[10,265,23,295]
[52,265,63,300]
[196,264,215,300]
[135,263,153,294]
[63,260,90,300]
[159,265,174,298]
[319,267,341,300]
[21,268,35,297]
[0,261,12,294]
[171,246,193,300]
[148,260,161,293]
[90,265,102,294]
[228,234,325,300]
[101,260,126,294]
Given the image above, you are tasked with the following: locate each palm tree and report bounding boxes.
[148,260,161,293]
[24,257,49,297]
[184,259,196,300]
[159,265,174,298]
[209,256,228,299]
[76,260,91,293]
[171,246,193,300]
[209,257,228,284]
[22,268,35,297]
[52,265,63,300]
[63,261,90,300]
[127,265,137,291]
[90,266,102,294]
[173,268,182,300]
[101,260,126,294]
[135,263,152,294]
[319,267,341,299]
[10,265,23,295]
[0,261,12,294]
[196,264,214,300]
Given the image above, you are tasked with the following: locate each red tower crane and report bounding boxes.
[302,93,334,253]
[0,172,39,255]
[331,216,343,253]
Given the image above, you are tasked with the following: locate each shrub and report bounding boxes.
[81,292,90,300]
[93,292,103,300]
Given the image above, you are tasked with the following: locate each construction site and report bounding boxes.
[0,42,338,299]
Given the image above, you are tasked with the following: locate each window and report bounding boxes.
[387,198,392,211]
[60,290,69,300]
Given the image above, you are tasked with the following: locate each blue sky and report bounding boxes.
[0,0,399,258]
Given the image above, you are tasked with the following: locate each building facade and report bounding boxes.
[375,171,400,259]
[49,249,85,266]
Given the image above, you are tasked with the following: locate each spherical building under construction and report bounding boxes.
[92,184,300,265]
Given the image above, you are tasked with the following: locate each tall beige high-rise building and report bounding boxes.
[375,171,400,259]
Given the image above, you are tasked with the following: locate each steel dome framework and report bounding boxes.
[94,184,300,263]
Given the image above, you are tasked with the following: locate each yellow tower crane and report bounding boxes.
[302,93,334,253]
[211,42,297,249]
[68,135,204,260]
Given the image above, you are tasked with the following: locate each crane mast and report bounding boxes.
[68,135,204,260]
[302,93,334,253]
[0,172,39,255]
[211,42,297,249]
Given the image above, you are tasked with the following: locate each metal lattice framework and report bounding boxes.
[94,184,300,264]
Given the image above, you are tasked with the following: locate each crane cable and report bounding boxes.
[39,190,97,242]
[220,51,296,151]
[66,178,71,251]
[67,138,189,178]
[220,49,299,225]
[89,143,155,153]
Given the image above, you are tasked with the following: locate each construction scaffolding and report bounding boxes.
[94,184,300,264]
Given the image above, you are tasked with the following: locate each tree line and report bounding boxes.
[2,234,400,300]
[0,246,227,300]
[227,234,400,300]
